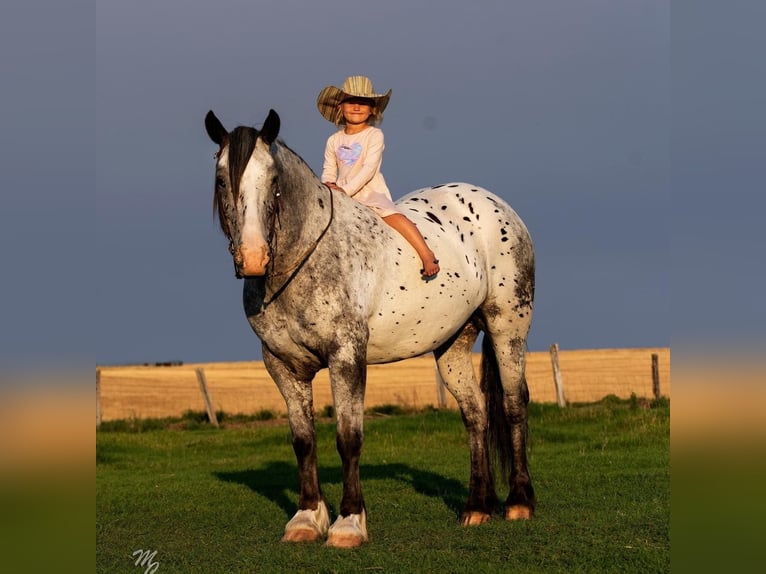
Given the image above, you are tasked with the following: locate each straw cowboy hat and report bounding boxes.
[316,75,392,124]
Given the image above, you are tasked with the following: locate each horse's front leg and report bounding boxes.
[325,339,369,548]
[262,348,330,543]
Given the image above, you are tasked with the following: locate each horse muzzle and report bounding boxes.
[234,244,270,277]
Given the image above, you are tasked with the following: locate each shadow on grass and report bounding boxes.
[216,461,467,519]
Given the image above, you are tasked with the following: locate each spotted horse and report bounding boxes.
[204,109,536,547]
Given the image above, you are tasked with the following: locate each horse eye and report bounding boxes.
[215,176,226,189]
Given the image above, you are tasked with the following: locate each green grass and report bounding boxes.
[97,397,669,573]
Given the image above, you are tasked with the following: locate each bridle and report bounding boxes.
[216,137,335,308]
[261,178,335,308]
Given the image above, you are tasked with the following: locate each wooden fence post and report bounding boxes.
[195,368,220,428]
[435,365,447,409]
[651,353,660,400]
[550,343,567,407]
[96,368,102,429]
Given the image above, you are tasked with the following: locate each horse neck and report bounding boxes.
[270,149,330,264]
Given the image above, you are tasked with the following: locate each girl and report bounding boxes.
[317,75,440,278]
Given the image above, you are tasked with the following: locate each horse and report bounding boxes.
[204,109,536,548]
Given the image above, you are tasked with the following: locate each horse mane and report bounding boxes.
[212,126,254,238]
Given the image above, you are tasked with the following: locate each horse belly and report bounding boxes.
[365,276,479,364]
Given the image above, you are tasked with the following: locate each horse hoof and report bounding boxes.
[505,505,533,520]
[326,533,366,548]
[281,528,322,543]
[326,511,368,548]
[461,511,491,526]
[281,502,330,543]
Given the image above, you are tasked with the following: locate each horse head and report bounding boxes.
[205,109,281,277]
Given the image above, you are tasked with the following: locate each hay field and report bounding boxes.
[98,347,670,422]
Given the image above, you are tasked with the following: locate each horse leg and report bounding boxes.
[262,348,330,542]
[434,320,497,526]
[325,340,369,548]
[482,324,536,520]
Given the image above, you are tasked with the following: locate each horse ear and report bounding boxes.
[260,109,280,145]
[205,110,228,146]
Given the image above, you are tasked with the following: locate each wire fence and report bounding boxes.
[97,347,670,424]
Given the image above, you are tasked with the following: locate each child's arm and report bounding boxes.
[337,129,385,197]
[321,135,338,184]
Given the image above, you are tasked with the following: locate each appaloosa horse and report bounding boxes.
[205,109,536,547]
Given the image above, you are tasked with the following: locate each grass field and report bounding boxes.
[97,397,669,573]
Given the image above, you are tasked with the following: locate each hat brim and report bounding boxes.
[317,85,391,123]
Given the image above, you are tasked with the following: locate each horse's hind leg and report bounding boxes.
[434,319,498,525]
[482,318,536,520]
[262,348,330,543]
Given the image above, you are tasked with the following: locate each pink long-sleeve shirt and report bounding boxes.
[321,126,400,218]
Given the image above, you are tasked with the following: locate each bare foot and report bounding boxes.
[421,257,440,278]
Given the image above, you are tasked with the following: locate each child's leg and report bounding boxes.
[382,213,440,277]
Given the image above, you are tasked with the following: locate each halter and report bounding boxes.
[261,181,335,308]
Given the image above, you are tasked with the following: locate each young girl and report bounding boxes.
[317,75,440,278]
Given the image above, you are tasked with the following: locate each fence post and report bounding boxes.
[96,368,102,429]
[195,368,220,428]
[435,365,447,409]
[651,353,660,400]
[550,343,567,407]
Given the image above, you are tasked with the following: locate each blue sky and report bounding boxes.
[2,1,763,367]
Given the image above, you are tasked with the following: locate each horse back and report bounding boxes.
[364,183,533,363]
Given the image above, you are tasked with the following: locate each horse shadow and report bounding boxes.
[215,461,467,520]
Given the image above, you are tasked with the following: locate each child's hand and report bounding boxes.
[324,182,346,194]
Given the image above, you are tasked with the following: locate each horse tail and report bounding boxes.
[481,334,512,484]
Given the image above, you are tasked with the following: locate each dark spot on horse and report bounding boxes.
[318,198,325,209]
[501,228,507,235]
[460,234,464,242]
[425,212,442,225]
[463,216,471,222]
[454,272,460,278]
[399,286,406,290]
[483,302,501,319]
[448,184,458,188]
[501,237,509,242]
[432,184,445,189]
[468,203,474,214]
[441,205,448,210]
